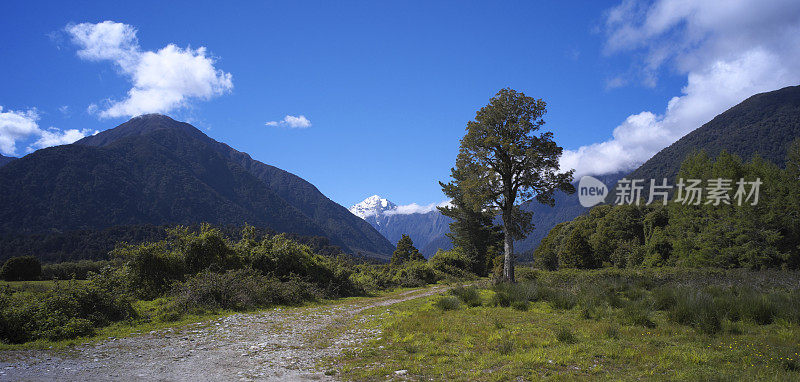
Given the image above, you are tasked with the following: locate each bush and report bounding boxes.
[556,327,577,343]
[511,300,529,311]
[620,301,656,328]
[450,286,482,307]
[546,288,578,310]
[0,272,136,344]
[651,286,678,310]
[41,260,115,280]
[489,290,512,307]
[669,291,721,334]
[434,296,461,311]
[392,261,438,287]
[1,256,41,281]
[430,248,473,277]
[170,269,320,313]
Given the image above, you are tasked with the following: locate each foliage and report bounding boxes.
[449,286,483,307]
[429,247,474,278]
[0,270,136,344]
[434,296,461,311]
[390,234,424,265]
[169,269,321,313]
[1,256,41,281]
[439,163,503,276]
[448,88,574,281]
[534,145,800,270]
[0,224,454,345]
[41,260,117,280]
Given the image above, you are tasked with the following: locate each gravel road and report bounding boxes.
[0,286,446,381]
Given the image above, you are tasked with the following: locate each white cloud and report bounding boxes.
[66,21,233,118]
[0,106,94,156]
[0,107,40,155]
[28,127,98,152]
[562,0,800,179]
[385,200,451,216]
[266,115,312,129]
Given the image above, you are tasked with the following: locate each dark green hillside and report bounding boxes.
[76,114,394,258]
[0,154,15,168]
[0,130,324,237]
[627,85,800,183]
[0,115,394,259]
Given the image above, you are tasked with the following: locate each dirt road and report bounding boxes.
[0,286,446,381]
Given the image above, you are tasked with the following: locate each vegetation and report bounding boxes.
[390,234,425,265]
[0,225,462,345]
[445,88,574,282]
[535,142,800,270]
[439,162,503,276]
[1,256,41,281]
[333,267,800,380]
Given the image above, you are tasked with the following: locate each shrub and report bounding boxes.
[0,273,136,344]
[739,292,777,325]
[489,290,511,307]
[450,286,482,307]
[651,286,678,310]
[430,248,473,277]
[620,301,656,328]
[1,256,41,281]
[556,327,577,343]
[435,296,461,311]
[669,291,721,334]
[546,288,578,310]
[511,300,529,311]
[41,260,115,280]
[170,269,320,313]
[392,261,438,287]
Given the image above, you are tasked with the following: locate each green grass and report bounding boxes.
[0,279,86,293]
[330,270,800,381]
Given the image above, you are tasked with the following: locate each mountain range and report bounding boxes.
[349,196,452,257]
[354,85,800,262]
[0,114,394,261]
[625,84,800,186]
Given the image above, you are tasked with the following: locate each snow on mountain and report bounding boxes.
[349,195,397,220]
[349,195,453,257]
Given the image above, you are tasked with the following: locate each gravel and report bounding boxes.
[0,286,446,381]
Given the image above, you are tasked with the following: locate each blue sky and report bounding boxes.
[2,1,800,210]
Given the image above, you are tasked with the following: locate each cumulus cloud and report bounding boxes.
[385,200,451,216]
[562,0,800,179]
[29,127,98,152]
[66,21,233,118]
[0,106,95,155]
[265,115,312,129]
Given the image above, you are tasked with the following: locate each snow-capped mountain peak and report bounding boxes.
[349,195,397,219]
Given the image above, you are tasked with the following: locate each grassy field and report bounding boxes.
[331,269,800,381]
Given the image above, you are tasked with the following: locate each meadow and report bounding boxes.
[332,267,800,381]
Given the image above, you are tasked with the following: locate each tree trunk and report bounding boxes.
[502,212,515,283]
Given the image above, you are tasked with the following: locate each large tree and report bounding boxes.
[454,88,574,282]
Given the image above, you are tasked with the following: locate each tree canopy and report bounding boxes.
[391,234,425,265]
[452,88,574,282]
